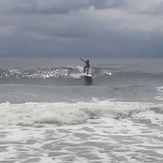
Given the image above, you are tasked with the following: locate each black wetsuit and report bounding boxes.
[84,60,90,74]
[80,58,90,74]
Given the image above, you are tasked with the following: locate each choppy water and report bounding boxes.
[0,58,163,163]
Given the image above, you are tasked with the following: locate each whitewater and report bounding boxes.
[0,58,163,163]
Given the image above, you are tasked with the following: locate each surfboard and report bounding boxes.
[82,74,93,85]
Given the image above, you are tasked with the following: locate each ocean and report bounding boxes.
[0,57,163,163]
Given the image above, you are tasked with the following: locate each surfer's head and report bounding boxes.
[87,60,89,62]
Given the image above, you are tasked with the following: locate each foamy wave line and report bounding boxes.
[0,66,119,80]
[0,100,157,126]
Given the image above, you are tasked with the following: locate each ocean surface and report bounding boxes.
[0,57,163,163]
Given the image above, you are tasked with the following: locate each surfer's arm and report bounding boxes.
[80,58,86,63]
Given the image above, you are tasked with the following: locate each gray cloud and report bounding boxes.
[0,0,163,57]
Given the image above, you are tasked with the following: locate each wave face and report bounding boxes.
[0,65,162,103]
[0,66,163,86]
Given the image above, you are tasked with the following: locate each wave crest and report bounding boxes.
[0,101,157,126]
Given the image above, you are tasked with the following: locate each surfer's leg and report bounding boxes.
[84,66,86,73]
[86,68,89,74]
[86,66,90,74]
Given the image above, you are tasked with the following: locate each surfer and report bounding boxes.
[80,58,90,74]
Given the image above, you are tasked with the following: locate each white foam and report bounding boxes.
[69,65,94,79]
[155,86,163,101]
[156,86,163,93]
[0,100,163,163]
[69,73,84,79]
[76,66,84,73]
[0,100,154,126]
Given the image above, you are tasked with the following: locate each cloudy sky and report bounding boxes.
[0,0,163,58]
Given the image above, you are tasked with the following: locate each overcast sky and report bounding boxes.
[0,0,163,58]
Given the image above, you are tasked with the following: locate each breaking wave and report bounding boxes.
[0,100,161,126]
[0,66,163,86]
